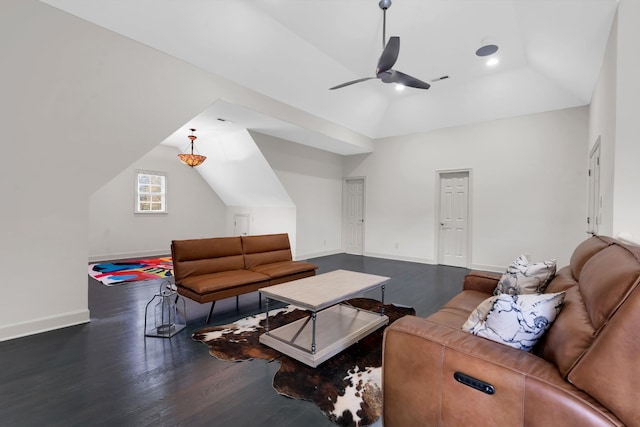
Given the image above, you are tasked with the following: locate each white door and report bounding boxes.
[587,138,601,234]
[234,213,250,236]
[438,171,469,268]
[344,178,365,255]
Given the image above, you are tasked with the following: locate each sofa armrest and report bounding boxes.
[463,270,501,293]
[382,316,621,427]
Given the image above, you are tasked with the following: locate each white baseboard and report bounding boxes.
[295,249,344,260]
[364,251,435,265]
[0,309,90,342]
[470,263,505,273]
[88,250,170,263]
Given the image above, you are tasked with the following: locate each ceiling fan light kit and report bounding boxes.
[329,0,431,91]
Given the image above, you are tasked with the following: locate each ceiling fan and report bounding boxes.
[329,0,431,91]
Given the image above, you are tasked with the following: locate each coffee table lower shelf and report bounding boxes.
[259,304,389,368]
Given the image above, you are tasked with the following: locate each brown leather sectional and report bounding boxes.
[171,233,318,322]
[382,235,640,426]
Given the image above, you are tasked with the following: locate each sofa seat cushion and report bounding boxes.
[180,270,270,295]
[442,289,492,314]
[249,260,318,279]
[427,290,491,328]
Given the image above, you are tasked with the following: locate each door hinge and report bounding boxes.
[587,216,591,224]
[588,169,591,177]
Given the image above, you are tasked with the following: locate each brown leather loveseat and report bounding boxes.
[171,233,317,322]
[382,235,640,426]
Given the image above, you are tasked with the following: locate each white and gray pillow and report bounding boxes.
[461,295,499,332]
[493,255,556,296]
[463,292,566,352]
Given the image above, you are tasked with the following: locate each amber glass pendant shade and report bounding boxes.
[178,128,206,167]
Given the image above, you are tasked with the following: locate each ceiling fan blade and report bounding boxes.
[376,36,400,73]
[385,70,431,89]
[329,77,377,90]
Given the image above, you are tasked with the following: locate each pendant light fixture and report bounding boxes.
[177,128,206,167]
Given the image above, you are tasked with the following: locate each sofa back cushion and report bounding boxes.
[536,269,594,376]
[538,239,640,380]
[242,233,293,269]
[568,243,640,427]
[578,244,640,330]
[171,237,244,283]
[569,235,612,279]
[535,237,610,373]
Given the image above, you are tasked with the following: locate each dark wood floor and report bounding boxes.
[0,254,468,427]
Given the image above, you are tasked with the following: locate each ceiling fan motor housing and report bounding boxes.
[379,0,392,10]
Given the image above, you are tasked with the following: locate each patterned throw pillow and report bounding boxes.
[493,255,556,296]
[461,295,499,332]
[466,292,566,352]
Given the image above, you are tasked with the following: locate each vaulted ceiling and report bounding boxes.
[44,0,618,152]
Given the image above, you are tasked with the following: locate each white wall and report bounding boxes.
[253,132,344,259]
[0,0,369,341]
[589,2,640,244]
[1,0,217,340]
[89,145,226,261]
[225,206,298,254]
[612,1,640,241]
[345,107,590,270]
[589,11,617,237]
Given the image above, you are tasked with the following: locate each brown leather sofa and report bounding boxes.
[171,233,317,322]
[382,235,640,426]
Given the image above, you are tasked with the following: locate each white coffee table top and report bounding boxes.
[260,269,390,311]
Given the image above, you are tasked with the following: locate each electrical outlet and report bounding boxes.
[395,243,399,249]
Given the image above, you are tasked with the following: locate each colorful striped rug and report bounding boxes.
[88,257,173,286]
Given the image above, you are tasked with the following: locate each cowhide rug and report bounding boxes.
[192,298,414,427]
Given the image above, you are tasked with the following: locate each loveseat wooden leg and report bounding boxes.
[206,301,216,324]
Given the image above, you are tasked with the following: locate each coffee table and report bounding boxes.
[259,269,390,367]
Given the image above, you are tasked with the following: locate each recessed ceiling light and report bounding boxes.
[486,57,499,67]
[395,84,405,91]
[476,44,499,57]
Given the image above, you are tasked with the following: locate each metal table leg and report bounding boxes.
[311,311,317,355]
[265,296,270,334]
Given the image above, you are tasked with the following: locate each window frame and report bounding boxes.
[134,169,168,214]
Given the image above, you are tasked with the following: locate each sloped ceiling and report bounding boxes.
[43,0,618,153]
[165,127,295,207]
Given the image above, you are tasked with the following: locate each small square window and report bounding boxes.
[135,170,167,213]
